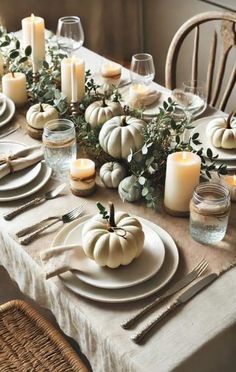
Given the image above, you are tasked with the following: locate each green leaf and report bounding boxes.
[163,101,168,110]
[138,176,146,186]
[206,148,213,159]
[25,45,32,56]
[15,39,20,49]
[192,132,199,140]
[142,187,149,197]
[43,60,49,69]
[10,50,19,59]
[18,56,28,63]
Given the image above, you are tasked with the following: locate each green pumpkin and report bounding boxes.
[118,175,142,202]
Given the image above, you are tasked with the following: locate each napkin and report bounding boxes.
[0,145,43,179]
[40,245,81,279]
[128,85,161,108]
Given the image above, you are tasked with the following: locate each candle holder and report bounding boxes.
[70,173,96,197]
[32,72,40,84]
[70,101,80,117]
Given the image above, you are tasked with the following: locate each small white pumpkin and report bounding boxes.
[99,115,146,159]
[118,175,142,202]
[26,103,59,129]
[82,203,144,268]
[207,113,236,149]
[85,98,123,128]
[100,162,126,188]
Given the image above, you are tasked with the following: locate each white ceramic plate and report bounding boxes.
[0,96,15,127]
[184,116,236,161]
[52,215,179,303]
[119,85,170,117]
[63,222,165,289]
[0,141,42,191]
[0,161,52,202]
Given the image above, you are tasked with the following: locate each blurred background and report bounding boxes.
[0,0,235,109]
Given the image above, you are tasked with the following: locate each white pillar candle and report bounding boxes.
[164,151,201,215]
[224,175,236,201]
[2,72,27,106]
[22,14,45,72]
[101,61,121,79]
[0,53,4,76]
[70,159,95,179]
[61,57,85,102]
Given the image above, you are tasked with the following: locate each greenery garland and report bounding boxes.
[0,26,228,209]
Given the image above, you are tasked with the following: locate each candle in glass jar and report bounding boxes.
[164,151,201,216]
[224,175,236,201]
[2,72,27,106]
[22,14,45,72]
[70,159,96,196]
[61,57,85,102]
[101,61,121,79]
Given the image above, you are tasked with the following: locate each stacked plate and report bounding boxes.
[52,214,179,303]
[184,116,236,171]
[0,141,52,201]
[0,94,16,127]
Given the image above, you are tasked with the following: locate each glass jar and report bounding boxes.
[43,119,77,179]
[190,182,230,244]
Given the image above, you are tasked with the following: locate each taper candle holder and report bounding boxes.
[32,72,40,83]
[70,101,80,117]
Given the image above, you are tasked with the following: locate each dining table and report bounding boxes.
[0,46,236,372]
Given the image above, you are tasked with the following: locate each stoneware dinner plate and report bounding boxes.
[0,96,15,127]
[53,215,179,303]
[184,116,236,161]
[0,141,42,191]
[0,161,52,201]
[63,221,165,289]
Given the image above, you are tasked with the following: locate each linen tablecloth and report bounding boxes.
[0,47,236,372]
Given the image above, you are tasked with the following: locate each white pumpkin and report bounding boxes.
[207,113,236,149]
[99,115,146,159]
[82,203,144,268]
[85,98,123,128]
[26,103,59,129]
[118,175,142,202]
[100,162,126,188]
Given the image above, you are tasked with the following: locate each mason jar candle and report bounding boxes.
[190,182,231,244]
[70,158,96,196]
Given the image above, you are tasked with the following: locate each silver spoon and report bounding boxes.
[3,183,67,220]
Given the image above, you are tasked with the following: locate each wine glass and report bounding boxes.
[130,53,155,86]
[56,16,84,55]
[172,80,206,117]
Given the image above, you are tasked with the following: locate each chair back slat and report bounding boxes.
[219,62,236,111]
[210,20,235,106]
[206,31,217,103]
[191,26,200,86]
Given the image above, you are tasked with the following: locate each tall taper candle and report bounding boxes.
[22,14,45,72]
[164,151,201,216]
[61,57,85,102]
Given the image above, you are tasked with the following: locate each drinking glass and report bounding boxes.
[56,16,84,55]
[190,182,231,244]
[130,53,155,86]
[172,80,206,116]
[43,119,77,179]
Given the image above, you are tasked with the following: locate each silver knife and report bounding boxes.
[3,183,67,220]
[132,273,218,344]
[121,261,207,329]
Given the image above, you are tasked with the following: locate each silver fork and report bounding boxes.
[121,258,208,329]
[16,204,85,245]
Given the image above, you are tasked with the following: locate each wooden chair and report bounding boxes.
[0,300,89,371]
[165,11,236,112]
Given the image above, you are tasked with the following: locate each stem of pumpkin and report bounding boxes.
[102,97,107,107]
[11,71,15,78]
[121,117,128,127]
[108,202,116,228]
[226,111,234,129]
[39,103,44,112]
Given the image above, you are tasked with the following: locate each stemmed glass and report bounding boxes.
[130,53,155,86]
[172,80,206,117]
[56,16,84,55]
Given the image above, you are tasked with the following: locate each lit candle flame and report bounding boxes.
[31,14,35,22]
